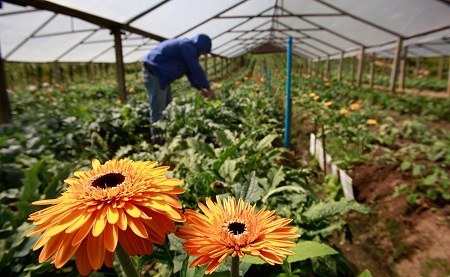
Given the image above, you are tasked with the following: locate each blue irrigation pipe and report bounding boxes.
[284,37,292,149]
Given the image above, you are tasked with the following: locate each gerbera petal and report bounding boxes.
[107,205,119,224]
[76,240,92,276]
[124,202,141,218]
[103,223,118,252]
[87,233,105,270]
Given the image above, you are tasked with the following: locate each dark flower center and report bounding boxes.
[92,172,125,188]
[228,222,246,235]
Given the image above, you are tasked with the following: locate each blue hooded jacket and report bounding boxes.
[142,34,212,90]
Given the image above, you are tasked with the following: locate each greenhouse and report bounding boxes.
[1,0,450,276]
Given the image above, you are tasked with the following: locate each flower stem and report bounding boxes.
[231,256,240,277]
[116,243,140,277]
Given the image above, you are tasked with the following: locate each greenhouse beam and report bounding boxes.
[284,37,292,149]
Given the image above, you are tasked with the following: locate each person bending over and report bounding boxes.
[142,33,216,144]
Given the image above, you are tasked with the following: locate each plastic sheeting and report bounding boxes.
[1,0,449,63]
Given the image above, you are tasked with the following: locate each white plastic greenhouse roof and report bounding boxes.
[1,0,450,63]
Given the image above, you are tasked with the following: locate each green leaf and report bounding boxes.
[412,164,425,176]
[358,269,373,277]
[400,160,411,171]
[187,139,216,158]
[256,134,277,150]
[287,241,339,263]
[422,174,437,186]
[303,198,370,220]
[240,171,262,204]
[267,166,286,191]
[262,185,306,203]
[212,136,248,172]
[20,158,47,202]
[215,130,232,147]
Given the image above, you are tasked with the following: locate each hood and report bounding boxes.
[191,34,212,54]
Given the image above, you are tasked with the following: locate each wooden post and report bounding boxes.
[389,37,403,93]
[338,51,344,82]
[53,61,60,84]
[134,62,139,80]
[438,55,445,80]
[0,44,12,124]
[202,55,207,78]
[213,56,217,79]
[399,46,407,92]
[309,58,313,77]
[369,54,375,88]
[414,57,421,77]
[357,46,365,87]
[325,55,330,80]
[350,56,355,86]
[447,57,450,96]
[113,28,126,102]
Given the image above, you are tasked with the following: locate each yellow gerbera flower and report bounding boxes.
[176,196,299,274]
[313,95,320,101]
[27,158,185,276]
[324,101,332,107]
[367,119,378,125]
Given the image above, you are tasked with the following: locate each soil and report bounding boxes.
[290,95,450,277]
[341,160,450,277]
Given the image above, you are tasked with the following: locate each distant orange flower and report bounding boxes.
[128,87,134,94]
[176,196,299,274]
[211,83,222,89]
[309,92,316,97]
[115,99,122,105]
[313,95,320,101]
[311,83,317,89]
[339,109,349,115]
[258,77,265,82]
[324,82,331,87]
[60,87,66,93]
[27,159,185,276]
[367,119,378,125]
[324,101,332,107]
[349,103,361,110]
[244,76,249,81]
[235,80,242,86]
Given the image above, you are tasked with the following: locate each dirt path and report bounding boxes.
[333,160,450,277]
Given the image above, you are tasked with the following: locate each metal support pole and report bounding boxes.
[284,37,292,149]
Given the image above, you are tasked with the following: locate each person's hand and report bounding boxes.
[201,88,216,100]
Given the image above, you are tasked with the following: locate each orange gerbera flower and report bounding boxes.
[349,103,361,110]
[176,196,299,274]
[324,101,332,107]
[339,108,349,115]
[27,159,185,276]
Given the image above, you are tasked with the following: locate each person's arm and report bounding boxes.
[180,44,211,90]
